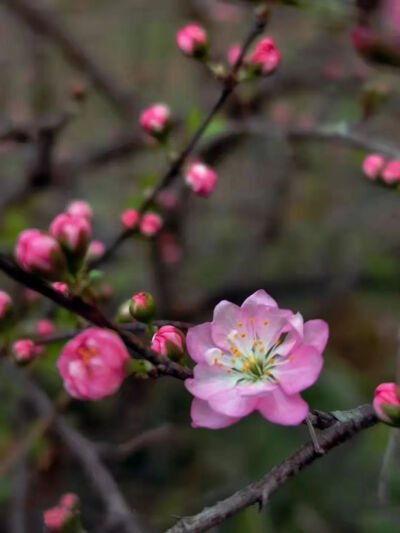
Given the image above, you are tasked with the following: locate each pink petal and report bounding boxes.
[257,388,308,425]
[241,289,277,315]
[211,301,241,350]
[208,387,258,417]
[186,322,214,363]
[191,398,240,429]
[236,381,277,397]
[276,345,323,395]
[303,320,329,352]
[274,312,304,356]
[185,364,236,400]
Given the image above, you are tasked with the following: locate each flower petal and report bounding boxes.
[191,398,240,429]
[257,388,308,425]
[211,300,241,351]
[185,364,236,400]
[241,289,277,315]
[208,387,258,417]
[186,322,214,363]
[303,320,329,353]
[236,381,277,397]
[276,345,323,394]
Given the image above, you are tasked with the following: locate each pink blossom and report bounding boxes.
[227,44,241,66]
[140,213,163,237]
[185,162,217,197]
[52,282,68,296]
[120,209,140,230]
[13,339,38,363]
[0,290,12,320]
[50,213,91,255]
[250,38,281,75]
[381,159,400,184]
[87,240,105,260]
[15,229,67,281]
[60,493,78,510]
[185,290,329,428]
[157,190,177,210]
[151,325,186,360]
[362,154,385,179]
[140,104,170,137]
[373,382,400,425]
[57,328,129,400]
[43,506,70,532]
[130,291,156,322]
[66,200,92,220]
[36,319,55,337]
[176,24,207,57]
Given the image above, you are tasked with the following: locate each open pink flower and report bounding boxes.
[373,382,400,425]
[120,209,140,230]
[185,290,328,429]
[0,290,12,320]
[176,24,207,57]
[50,213,91,255]
[250,38,281,75]
[57,328,129,400]
[362,154,385,179]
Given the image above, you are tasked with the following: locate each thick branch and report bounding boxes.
[166,404,378,533]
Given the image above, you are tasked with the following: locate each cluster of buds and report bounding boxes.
[362,154,400,185]
[120,209,163,237]
[373,383,400,426]
[44,493,80,532]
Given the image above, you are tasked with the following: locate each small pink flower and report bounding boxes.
[13,339,38,363]
[185,162,217,197]
[130,291,156,322]
[57,328,129,400]
[50,213,91,255]
[43,506,70,532]
[140,104,170,137]
[227,44,241,66]
[176,24,207,57]
[36,319,55,337]
[185,290,329,429]
[373,382,400,425]
[52,282,68,296]
[66,200,92,220]
[140,213,163,237]
[250,38,281,75]
[151,325,186,360]
[0,290,12,320]
[87,240,105,260]
[15,229,67,281]
[120,209,140,230]
[381,159,400,184]
[362,154,385,179]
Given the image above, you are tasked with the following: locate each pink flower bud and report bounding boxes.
[60,493,79,510]
[140,213,163,237]
[130,292,156,322]
[0,290,12,321]
[36,319,55,337]
[87,240,105,260]
[120,209,140,230]
[250,38,281,75]
[185,162,217,197]
[176,24,207,57]
[159,232,183,266]
[57,328,129,400]
[362,154,385,179]
[50,213,91,256]
[373,382,400,426]
[13,339,38,364]
[52,282,68,296]
[381,159,400,184]
[157,190,177,210]
[15,229,67,281]
[43,506,70,532]
[151,325,186,362]
[66,200,92,220]
[227,44,241,66]
[140,104,170,138]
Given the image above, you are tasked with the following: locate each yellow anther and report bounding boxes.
[226,369,231,374]
[269,358,275,365]
[249,356,257,364]
[242,363,250,371]
[259,348,264,353]
[249,318,254,323]
[264,370,270,376]
[213,357,218,365]
[263,320,269,325]
[237,322,243,327]
[288,355,293,361]
[241,333,246,338]
[231,358,236,364]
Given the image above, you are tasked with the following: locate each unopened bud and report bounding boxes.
[129,292,156,323]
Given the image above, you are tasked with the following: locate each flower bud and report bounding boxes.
[157,190,177,210]
[60,493,79,511]
[362,154,385,179]
[185,162,217,197]
[50,213,91,257]
[381,160,400,184]
[129,292,156,322]
[151,325,186,362]
[373,382,400,426]
[250,38,281,75]
[176,24,207,58]
[120,209,140,230]
[66,200,92,220]
[44,506,70,532]
[36,319,55,337]
[13,339,38,364]
[140,213,163,237]
[87,240,105,260]
[140,103,170,139]
[116,300,133,323]
[0,290,12,321]
[227,44,242,66]
[52,282,68,296]
[15,229,67,281]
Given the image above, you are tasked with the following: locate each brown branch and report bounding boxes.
[166,404,378,533]
[0,0,134,116]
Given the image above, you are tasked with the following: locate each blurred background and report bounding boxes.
[0,0,400,531]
